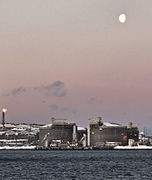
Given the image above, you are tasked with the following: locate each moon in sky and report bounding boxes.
[119,14,127,23]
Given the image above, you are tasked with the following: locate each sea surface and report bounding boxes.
[0,150,152,180]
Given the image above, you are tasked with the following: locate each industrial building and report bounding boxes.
[87,117,128,147]
[39,117,139,149]
[39,118,78,148]
[87,117,139,148]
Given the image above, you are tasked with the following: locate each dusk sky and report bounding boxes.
[1,1,152,130]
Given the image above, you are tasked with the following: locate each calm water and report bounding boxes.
[0,150,152,179]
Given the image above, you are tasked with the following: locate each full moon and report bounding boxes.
[119,14,127,23]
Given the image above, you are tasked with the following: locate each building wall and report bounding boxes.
[49,124,74,144]
[39,123,76,146]
[89,124,127,147]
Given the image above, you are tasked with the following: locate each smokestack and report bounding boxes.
[2,108,7,129]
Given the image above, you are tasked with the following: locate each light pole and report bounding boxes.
[2,108,7,129]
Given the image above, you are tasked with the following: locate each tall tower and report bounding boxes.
[2,108,7,128]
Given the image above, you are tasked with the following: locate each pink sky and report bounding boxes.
[0,1,152,131]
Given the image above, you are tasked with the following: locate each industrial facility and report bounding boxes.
[0,108,146,150]
[38,116,139,149]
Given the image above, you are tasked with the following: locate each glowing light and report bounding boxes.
[119,14,127,23]
[2,108,7,113]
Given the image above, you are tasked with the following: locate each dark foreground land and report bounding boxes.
[0,150,152,179]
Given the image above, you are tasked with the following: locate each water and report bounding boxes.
[0,150,152,180]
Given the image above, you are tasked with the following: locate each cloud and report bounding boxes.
[2,81,67,98]
[88,97,96,104]
[49,104,68,112]
[33,81,67,97]
[71,109,79,115]
[48,104,78,115]
[2,87,26,96]
[49,104,59,111]
[60,107,68,112]
[44,81,67,97]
